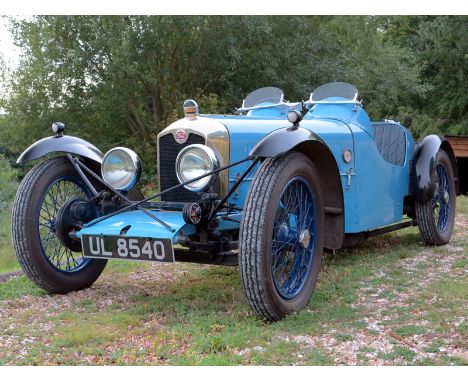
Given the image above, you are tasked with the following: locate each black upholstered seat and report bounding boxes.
[372,123,406,166]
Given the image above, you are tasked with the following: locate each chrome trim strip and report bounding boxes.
[237,101,301,113]
[157,116,230,198]
[238,102,283,112]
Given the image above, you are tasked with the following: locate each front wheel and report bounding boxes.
[239,152,324,321]
[11,156,107,293]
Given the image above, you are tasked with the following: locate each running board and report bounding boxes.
[367,219,417,238]
[341,219,417,248]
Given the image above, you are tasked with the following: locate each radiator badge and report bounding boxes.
[174,129,188,144]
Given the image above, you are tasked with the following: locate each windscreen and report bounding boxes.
[311,82,358,102]
[243,87,284,108]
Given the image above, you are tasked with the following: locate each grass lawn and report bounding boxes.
[0,155,19,274]
[0,196,466,365]
[0,212,18,274]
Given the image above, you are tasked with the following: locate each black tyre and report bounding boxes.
[239,152,324,321]
[415,150,456,246]
[11,156,107,293]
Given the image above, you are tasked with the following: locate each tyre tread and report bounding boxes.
[11,157,106,293]
[239,152,321,321]
[12,158,62,292]
[415,150,456,246]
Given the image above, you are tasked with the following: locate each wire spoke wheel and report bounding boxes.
[239,152,324,321]
[432,164,450,232]
[271,177,316,299]
[415,150,456,246]
[12,157,107,293]
[38,177,90,273]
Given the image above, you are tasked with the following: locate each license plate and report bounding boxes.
[81,235,175,263]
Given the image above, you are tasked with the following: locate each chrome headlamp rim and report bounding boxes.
[101,147,142,191]
[175,144,220,192]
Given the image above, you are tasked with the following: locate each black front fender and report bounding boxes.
[17,135,103,165]
[249,126,325,158]
[412,134,459,201]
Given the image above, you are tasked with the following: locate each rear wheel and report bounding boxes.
[415,150,456,246]
[11,156,107,293]
[239,152,324,321]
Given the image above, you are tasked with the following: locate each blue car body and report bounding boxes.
[78,92,417,245]
[217,101,415,233]
[14,82,459,320]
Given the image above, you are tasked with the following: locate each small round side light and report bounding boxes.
[287,110,302,126]
[343,149,353,163]
[52,122,65,135]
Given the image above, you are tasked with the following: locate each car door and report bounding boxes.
[346,120,412,232]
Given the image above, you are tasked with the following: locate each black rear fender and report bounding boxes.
[411,135,459,202]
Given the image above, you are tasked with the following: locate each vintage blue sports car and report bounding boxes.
[12,82,459,321]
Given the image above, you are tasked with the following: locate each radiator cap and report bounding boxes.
[183,99,199,120]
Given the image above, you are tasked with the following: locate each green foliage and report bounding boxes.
[0,16,430,178]
[385,16,468,138]
[0,275,45,300]
[0,154,18,212]
[392,325,427,337]
[0,15,466,176]
[315,17,429,119]
[0,210,19,273]
[0,154,20,273]
[379,346,416,362]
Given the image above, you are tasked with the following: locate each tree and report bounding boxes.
[384,16,468,138]
[0,16,427,176]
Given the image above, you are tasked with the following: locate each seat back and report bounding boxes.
[372,122,406,166]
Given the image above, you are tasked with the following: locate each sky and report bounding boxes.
[0,18,20,70]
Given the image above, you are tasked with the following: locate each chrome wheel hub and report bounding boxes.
[298,229,311,249]
[444,191,449,204]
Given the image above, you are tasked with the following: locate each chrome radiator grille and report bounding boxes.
[158,133,205,202]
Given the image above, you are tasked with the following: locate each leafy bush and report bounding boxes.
[0,154,19,273]
[0,154,18,212]
[0,15,427,172]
